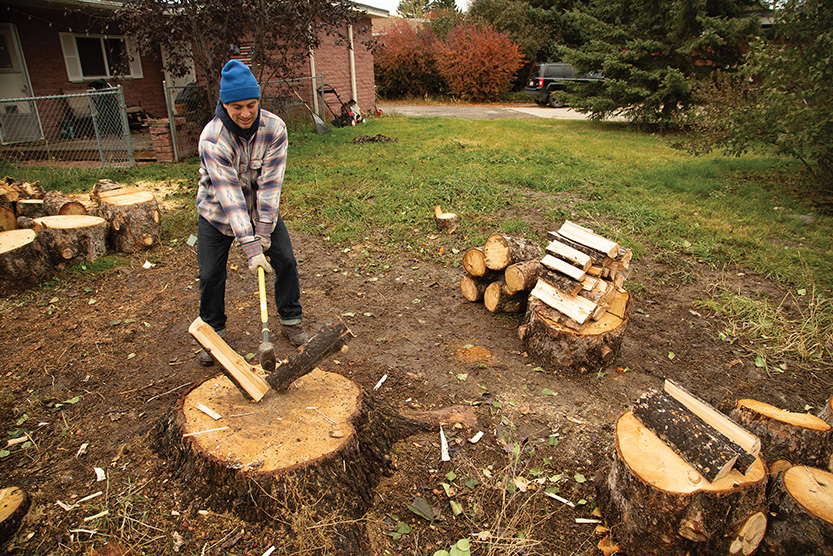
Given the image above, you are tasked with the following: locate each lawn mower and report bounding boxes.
[317,84,364,127]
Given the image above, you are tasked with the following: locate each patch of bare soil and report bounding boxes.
[0,228,830,556]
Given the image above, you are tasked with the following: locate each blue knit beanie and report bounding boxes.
[219,60,261,103]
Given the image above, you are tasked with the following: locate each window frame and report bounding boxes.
[58,32,143,83]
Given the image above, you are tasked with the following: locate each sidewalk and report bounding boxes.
[376,102,624,121]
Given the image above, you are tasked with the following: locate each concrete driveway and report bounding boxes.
[376,102,612,120]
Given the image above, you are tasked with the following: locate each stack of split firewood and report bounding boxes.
[598,380,833,556]
[0,178,161,296]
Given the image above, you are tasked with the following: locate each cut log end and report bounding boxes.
[433,205,459,233]
[0,486,30,545]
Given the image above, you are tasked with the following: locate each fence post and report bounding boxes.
[116,85,135,167]
[87,93,106,166]
[162,80,180,162]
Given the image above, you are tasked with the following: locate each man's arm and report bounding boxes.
[253,120,288,239]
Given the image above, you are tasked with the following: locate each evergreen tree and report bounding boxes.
[551,0,762,126]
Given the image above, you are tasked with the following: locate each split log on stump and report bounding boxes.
[632,389,747,481]
[0,206,15,232]
[90,178,123,201]
[504,259,543,294]
[597,411,768,556]
[43,190,87,216]
[760,465,833,556]
[433,205,459,233]
[0,229,56,295]
[15,199,47,219]
[31,215,108,269]
[483,233,542,271]
[460,274,490,302]
[152,369,429,554]
[484,280,526,313]
[537,267,582,297]
[0,486,30,545]
[520,291,629,372]
[730,399,832,469]
[266,321,351,392]
[462,247,499,280]
[96,188,161,252]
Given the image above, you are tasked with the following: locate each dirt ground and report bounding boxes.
[0,200,830,555]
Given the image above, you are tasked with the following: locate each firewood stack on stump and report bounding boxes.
[0,178,161,295]
[597,379,833,556]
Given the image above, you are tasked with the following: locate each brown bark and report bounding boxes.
[460,273,490,302]
[730,399,832,469]
[632,389,744,482]
[90,178,123,200]
[520,292,629,372]
[15,199,47,219]
[0,229,56,295]
[537,268,582,297]
[151,370,428,555]
[484,280,526,313]
[483,234,542,271]
[31,215,108,269]
[759,466,833,556]
[597,411,768,556]
[43,190,87,216]
[96,188,161,253]
[504,259,543,294]
[266,321,352,392]
[819,395,833,428]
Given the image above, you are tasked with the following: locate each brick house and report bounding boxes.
[0,0,388,148]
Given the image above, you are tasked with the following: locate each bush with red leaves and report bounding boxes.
[433,22,525,102]
[374,21,445,99]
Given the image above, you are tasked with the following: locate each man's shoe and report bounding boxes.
[281,323,310,347]
[199,349,215,366]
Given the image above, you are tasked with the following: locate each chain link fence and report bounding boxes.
[0,86,135,168]
[163,75,326,161]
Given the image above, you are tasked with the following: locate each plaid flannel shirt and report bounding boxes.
[196,109,287,260]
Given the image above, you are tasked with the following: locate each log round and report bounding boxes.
[43,190,87,216]
[0,486,30,545]
[0,205,15,232]
[152,369,420,554]
[96,188,161,253]
[520,291,629,373]
[462,247,499,279]
[597,411,768,556]
[15,199,47,219]
[759,466,833,556]
[0,229,55,295]
[483,234,542,271]
[460,274,489,302]
[31,215,108,268]
[730,399,832,469]
[484,280,526,313]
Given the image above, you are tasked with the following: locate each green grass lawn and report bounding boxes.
[4,114,831,364]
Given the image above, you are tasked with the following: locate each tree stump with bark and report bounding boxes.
[519,291,629,372]
[0,229,56,295]
[597,411,768,556]
[96,188,161,253]
[433,205,459,233]
[31,215,108,269]
[730,399,832,469]
[43,190,87,216]
[759,465,833,556]
[15,199,46,219]
[152,369,427,554]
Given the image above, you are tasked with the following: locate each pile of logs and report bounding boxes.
[598,381,833,556]
[0,178,161,296]
[460,220,633,373]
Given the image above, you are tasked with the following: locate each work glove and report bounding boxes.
[248,252,273,275]
[258,234,271,251]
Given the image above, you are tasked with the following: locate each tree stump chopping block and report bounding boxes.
[730,399,832,469]
[0,229,55,295]
[0,486,30,546]
[152,369,424,554]
[597,411,768,556]
[759,465,833,556]
[520,291,629,373]
[96,188,161,252]
[31,215,107,269]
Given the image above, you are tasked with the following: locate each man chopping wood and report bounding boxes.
[195,59,309,366]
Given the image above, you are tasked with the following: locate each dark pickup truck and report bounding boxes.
[523,62,603,107]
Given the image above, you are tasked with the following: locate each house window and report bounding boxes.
[59,33,143,82]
